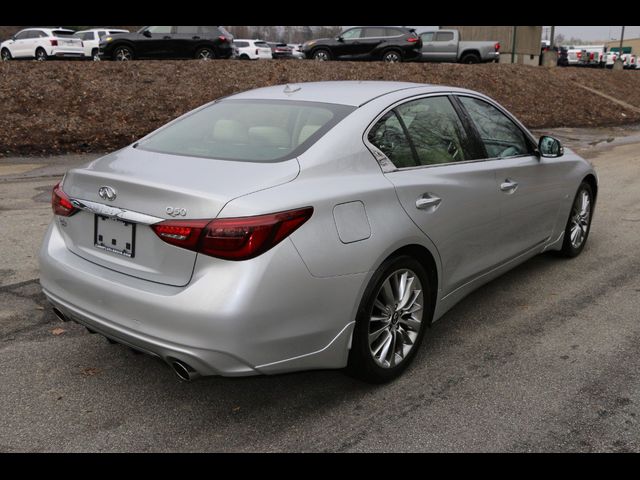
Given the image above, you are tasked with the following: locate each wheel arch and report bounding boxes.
[460,49,481,61]
[382,244,439,325]
[582,173,598,202]
[379,47,403,60]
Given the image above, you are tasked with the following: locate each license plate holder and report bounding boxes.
[94,215,136,258]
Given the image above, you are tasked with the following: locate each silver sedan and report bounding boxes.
[40,81,597,383]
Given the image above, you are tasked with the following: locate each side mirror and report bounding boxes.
[336,36,344,42]
[538,136,564,158]
[11,36,16,41]
[142,30,152,38]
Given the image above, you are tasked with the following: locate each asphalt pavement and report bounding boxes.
[0,125,639,452]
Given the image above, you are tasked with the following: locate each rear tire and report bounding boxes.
[113,45,133,61]
[35,48,47,61]
[312,48,331,61]
[91,48,100,61]
[195,47,216,61]
[1,48,11,61]
[460,52,480,64]
[346,255,431,384]
[559,182,594,257]
[382,50,402,63]
[239,54,250,60]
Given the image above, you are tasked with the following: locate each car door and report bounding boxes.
[335,27,365,59]
[455,95,567,261]
[359,27,386,59]
[367,95,504,296]
[174,26,199,58]
[9,30,30,57]
[137,26,174,58]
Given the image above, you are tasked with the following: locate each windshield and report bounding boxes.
[136,99,355,162]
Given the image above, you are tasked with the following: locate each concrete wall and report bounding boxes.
[441,26,543,59]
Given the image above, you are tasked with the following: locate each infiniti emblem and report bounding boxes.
[98,186,117,202]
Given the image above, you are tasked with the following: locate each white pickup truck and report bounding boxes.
[418,29,500,64]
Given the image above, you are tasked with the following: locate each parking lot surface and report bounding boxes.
[1,125,639,452]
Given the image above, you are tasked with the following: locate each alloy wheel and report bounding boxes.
[198,49,213,61]
[368,269,423,368]
[384,52,401,63]
[115,48,132,61]
[314,50,329,61]
[570,189,591,249]
[1,50,10,61]
[36,50,47,61]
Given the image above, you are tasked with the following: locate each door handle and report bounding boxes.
[192,36,201,40]
[416,195,442,211]
[163,36,172,40]
[500,179,519,193]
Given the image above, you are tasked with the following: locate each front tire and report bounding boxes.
[35,48,48,61]
[1,48,11,61]
[113,45,134,61]
[91,48,100,61]
[312,48,331,61]
[559,182,594,257]
[347,255,431,383]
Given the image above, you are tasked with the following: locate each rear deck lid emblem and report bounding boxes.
[98,186,117,202]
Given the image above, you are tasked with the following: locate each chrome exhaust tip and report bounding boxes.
[170,360,200,382]
[52,307,68,322]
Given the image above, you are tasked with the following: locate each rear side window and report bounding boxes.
[396,97,471,166]
[255,41,269,48]
[136,100,355,162]
[176,26,198,34]
[435,32,454,42]
[368,96,472,168]
[458,96,530,158]
[364,27,386,38]
[385,28,404,37]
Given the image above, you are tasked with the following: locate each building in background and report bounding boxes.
[604,37,640,54]
[440,26,543,65]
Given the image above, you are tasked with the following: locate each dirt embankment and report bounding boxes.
[1,61,640,156]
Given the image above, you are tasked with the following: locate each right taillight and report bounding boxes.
[495,42,500,52]
[52,182,78,217]
[50,39,58,46]
[151,207,313,261]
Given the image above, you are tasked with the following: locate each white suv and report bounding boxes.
[75,28,129,61]
[233,39,273,60]
[1,28,84,61]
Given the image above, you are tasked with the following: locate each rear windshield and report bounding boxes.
[136,99,355,162]
[53,30,75,37]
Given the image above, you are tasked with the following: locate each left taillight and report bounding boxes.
[495,42,501,52]
[52,182,78,217]
[151,207,313,261]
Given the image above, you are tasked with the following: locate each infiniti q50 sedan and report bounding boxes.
[40,81,597,383]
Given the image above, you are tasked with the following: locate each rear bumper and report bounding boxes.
[39,221,362,377]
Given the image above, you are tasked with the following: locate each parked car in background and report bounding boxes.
[75,28,129,61]
[566,46,585,66]
[302,26,422,62]
[268,42,294,59]
[41,81,597,383]
[99,26,234,61]
[234,39,272,60]
[419,29,499,64]
[287,43,305,59]
[1,27,84,61]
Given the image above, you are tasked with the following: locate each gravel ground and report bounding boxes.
[1,61,640,156]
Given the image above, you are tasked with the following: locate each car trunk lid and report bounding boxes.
[58,146,300,286]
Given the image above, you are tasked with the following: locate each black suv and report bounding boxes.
[99,26,234,61]
[301,26,422,62]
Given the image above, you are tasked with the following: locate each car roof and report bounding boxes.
[227,81,466,107]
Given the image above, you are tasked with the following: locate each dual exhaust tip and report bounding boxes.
[51,307,201,382]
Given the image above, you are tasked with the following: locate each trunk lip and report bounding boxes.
[68,198,164,225]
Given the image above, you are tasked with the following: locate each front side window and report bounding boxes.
[396,96,471,166]
[14,31,30,40]
[458,96,530,158]
[342,28,362,40]
[146,26,173,34]
[176,26,198,34]
[136,100,355,162]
